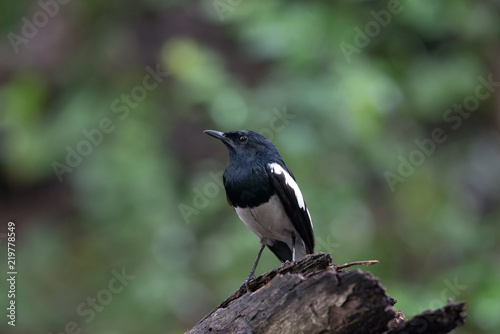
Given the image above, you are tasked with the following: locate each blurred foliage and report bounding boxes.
[1,0,500,333]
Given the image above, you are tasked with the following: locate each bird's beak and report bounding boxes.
[204,130,225,140]
[204,130,233,147]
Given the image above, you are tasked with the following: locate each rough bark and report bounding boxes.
[187,253,467,334]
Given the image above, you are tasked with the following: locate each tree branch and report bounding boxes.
[187,253,467,334]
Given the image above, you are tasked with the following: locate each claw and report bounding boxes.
[243,244,265,294]
[242,274,256,293]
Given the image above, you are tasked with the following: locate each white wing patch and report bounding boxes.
[269,162,306,210]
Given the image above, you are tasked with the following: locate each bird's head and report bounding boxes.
[204,129,278,161]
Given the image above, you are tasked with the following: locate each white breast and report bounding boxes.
[234,195,307,259]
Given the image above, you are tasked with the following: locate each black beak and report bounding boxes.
[204,129,234,147]
[203,130,225,140]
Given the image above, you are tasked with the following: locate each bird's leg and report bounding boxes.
[292,233,296,262]
[244,243,265,293]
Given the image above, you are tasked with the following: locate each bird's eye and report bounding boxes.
[239,135,248,143]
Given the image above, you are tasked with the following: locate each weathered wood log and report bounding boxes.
[187,252,467,334]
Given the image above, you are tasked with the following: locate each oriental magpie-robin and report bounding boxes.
[204,129,315,292]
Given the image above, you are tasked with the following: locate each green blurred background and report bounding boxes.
[1,0,499,333]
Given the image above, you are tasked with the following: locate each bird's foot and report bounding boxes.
[242,274,256,293]
[281,260,291,267]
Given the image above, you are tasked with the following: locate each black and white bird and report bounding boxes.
[204,129,315,292]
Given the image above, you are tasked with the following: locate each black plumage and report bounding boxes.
[204,129,315,292]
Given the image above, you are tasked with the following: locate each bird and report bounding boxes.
[204,129,315,292]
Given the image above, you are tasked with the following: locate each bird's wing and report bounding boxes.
[266,162,315,254]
